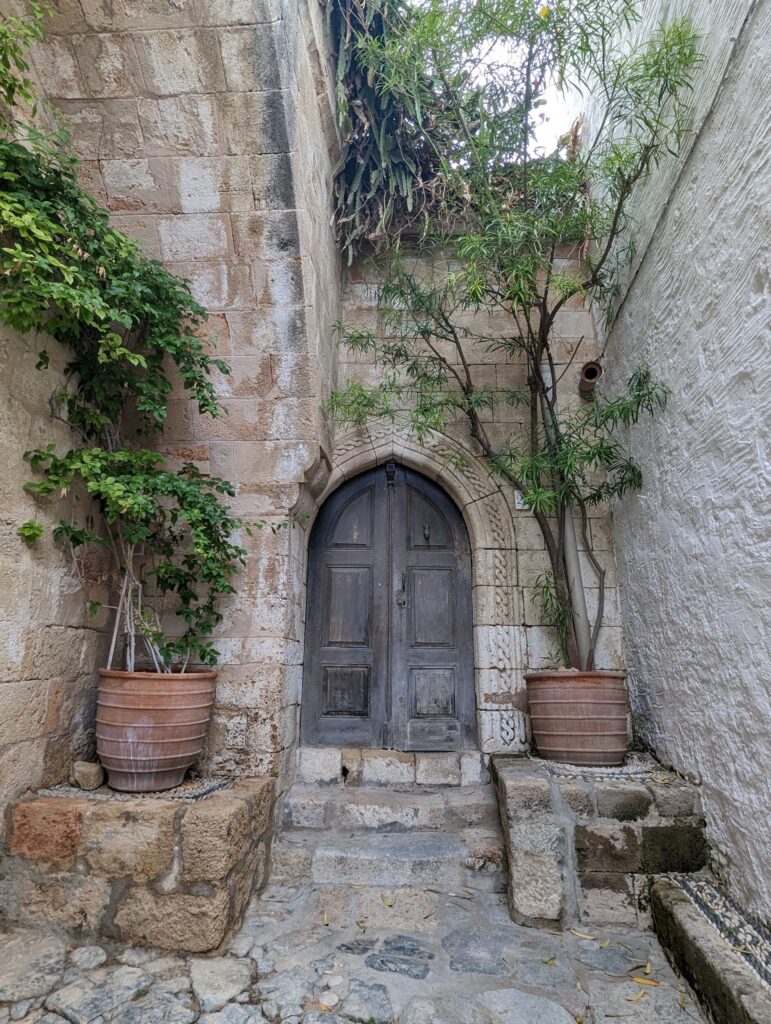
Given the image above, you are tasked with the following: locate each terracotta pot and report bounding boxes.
[524,670,628,767]
[97,669,217,792]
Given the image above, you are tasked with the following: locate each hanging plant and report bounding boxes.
[325,0,458,262]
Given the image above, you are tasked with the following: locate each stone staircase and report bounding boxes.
[271,748,507,893]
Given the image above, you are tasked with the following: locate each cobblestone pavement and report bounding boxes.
[0,882,708,1024]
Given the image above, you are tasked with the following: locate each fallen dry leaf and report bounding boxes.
[570,929,596,941]
[626,988,647,1002]
[631,976,660,986]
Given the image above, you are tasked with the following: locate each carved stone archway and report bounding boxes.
[305,423,531,754]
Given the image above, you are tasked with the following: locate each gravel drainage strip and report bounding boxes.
[37,777,233,802]
[675,875,771,989]
[527,751,663,782]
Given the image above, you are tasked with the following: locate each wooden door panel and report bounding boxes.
[322,666,370,717]
[302,463,475,751]
[329,488,374,548]
[412,667,456,717]
[391,465,476,752]
[323,566,372,647]
[302,471,388,747]
[408,567,454,647]
[407,487,450,549]
[407,715,460,750]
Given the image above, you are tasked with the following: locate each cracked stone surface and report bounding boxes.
[0,883,708,1023]
[190,959,251,1013]
[0,933,65,1004]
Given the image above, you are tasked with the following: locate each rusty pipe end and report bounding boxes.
[579,360,603,397]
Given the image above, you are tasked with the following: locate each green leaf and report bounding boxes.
[17,519,44,543]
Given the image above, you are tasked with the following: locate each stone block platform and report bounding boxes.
[0,778,274,953]
[651,878,771,1024]
[493,754,707,929]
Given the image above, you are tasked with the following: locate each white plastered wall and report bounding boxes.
[589,0,771,922]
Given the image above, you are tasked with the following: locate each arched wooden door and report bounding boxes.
[302,462,475,751]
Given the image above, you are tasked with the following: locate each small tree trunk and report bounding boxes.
[534,507,582,669]
[563,509,591,668]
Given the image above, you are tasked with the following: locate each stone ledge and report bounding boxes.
[492,755,707,929]
[0,778,274,953]
[298,746,489,787]
[651,878,771,1024]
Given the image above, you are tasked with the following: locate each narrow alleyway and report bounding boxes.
[0,881,706,1024]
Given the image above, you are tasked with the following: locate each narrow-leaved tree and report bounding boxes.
[328,0,701,669]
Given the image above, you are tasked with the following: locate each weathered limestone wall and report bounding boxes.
[588,0,771,922]
[338,253,625,751]
[0,325,109,824]
[24,0,342,796]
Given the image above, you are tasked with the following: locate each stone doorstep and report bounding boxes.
[1,778,275,954]
[284,782,500,831]
[651,878,771,1024]
[491,755,708,930]
[297,746,490,787]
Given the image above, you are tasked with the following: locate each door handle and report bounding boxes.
[396,570,407,607]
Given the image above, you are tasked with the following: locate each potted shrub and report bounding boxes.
[326,0,700,764]
[22,446,246,791]
[2,6,245,790]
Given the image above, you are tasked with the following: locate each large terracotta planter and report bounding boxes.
[97,669,217,792]
[524,670,628,767]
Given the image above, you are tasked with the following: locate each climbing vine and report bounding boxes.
[1,4,247,671]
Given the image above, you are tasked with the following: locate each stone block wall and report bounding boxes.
[494,756,707,929]
[0,324,109,826]
[0,778,274,952]
[586,0,771,923]
[18,0,342,798]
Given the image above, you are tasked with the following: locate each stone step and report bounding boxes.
[271,826,507,892]
[284,782,500,832]
[297,746,489,787]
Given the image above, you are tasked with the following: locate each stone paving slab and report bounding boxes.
[0,882,709,1024]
